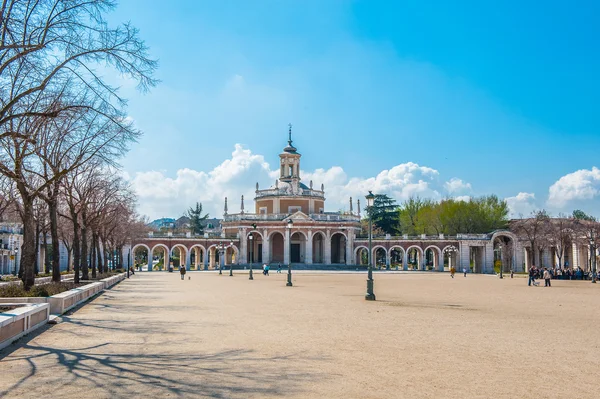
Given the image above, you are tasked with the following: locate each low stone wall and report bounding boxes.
[0,303,50,350]
[0,273,128,314]
[100,273,126,289]
[48,282,105,314]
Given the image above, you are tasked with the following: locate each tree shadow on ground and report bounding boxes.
[0,344,324,398]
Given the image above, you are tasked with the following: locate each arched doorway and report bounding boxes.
[443,245,459,271]
[190,245,205,270]
[151,244,169,271]
[425,246,442,271]
[247,232,263,265]
[406,246,423,270]
[331,233,347,264]
[355,247,369,266]
[290,232,306,264]
[373,246,387,269]
[390,246,404,270]
[493,233,517,273]
[312,232,325,264]
[270,232,284,263]
[171,244,188,270]
[132,244,150,271]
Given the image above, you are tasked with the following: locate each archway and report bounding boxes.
[389,246,404,270]
[290,232,306,263]
[151,244,169,271]
[424,246,443,271]
[492,232,519,273]
[330,233,347,264]
[132,244,150,271]
[373,246,387,269]
[225,245,238,265]
[355,246,369,266]
[247,231,263,265]
[270,232,284,263]
[190,245,206,270]
[312,232,325,264]
[443,245,459,271]
[171,244,189,270]
[406,246,423,271]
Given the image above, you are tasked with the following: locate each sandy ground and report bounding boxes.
[1,271,599,399]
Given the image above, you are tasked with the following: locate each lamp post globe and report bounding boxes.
[286,219,293,287]
[365,191,376,301]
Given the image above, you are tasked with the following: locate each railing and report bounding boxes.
[255,188,325,198]
[145,232,238,240]
[223,212,360,222]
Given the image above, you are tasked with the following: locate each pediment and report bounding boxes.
[289,211,313,221]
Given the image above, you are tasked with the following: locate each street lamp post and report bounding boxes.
[249,233,254,280]
[497,243,503,279]
[365,191,376,301]
[591,232,597,284]
[12,246,19,276]
[286,219,293,287]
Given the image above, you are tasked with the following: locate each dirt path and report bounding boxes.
[1,272,598,398]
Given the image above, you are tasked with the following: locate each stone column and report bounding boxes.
[209,247,216,268]
[459,242,470,272]
[263,230,270,264]
[403,249,408,271]
[284,228,290,265]
[324,230,332,264]
[203,247,208,269]
[240,228,247,264]
[437,250,444,272]
[185,249,191,271]
[485,242,494,273]
[346,233,353,265]
[385,248,390,268]
[306,230,313,265]
[572,243,580,269]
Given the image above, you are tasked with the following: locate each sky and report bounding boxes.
[107,0,600,221]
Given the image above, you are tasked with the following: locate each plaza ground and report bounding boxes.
[0,271,598,399]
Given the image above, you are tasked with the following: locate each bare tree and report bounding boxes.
[510,210,550,269]
[544,214,575,269]
[0,1,157,289]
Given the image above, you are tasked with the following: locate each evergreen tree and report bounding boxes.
[187,202,209,235]
[366,194,400,235]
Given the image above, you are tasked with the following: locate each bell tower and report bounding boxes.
[279,123,301,185]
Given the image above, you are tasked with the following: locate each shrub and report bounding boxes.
[0,282,83,298]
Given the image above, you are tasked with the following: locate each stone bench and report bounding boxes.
[0,303,50,350]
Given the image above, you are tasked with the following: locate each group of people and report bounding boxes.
[528,265,596,287]
[262,263,283,275]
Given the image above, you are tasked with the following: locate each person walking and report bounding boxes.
[463,268,467,277]
[265,264,270,276]
[528,266,535,286]
[263,264,267,275]
[510,269,514,279]
[543,268,552,287]
[179,265,186,280]
[277,263,282,273]
[450,266,456,278]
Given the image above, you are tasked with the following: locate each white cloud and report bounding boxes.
[505,192,537,217]
[547,167,600,208]
[130,145,471,220]
[444,178,472,194]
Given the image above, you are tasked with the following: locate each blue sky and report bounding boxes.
[108,1,600,220]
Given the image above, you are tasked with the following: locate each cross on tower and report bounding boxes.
[288,123,293,145]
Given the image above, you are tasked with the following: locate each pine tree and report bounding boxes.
[187,202,209,235]
[366,194,400,235]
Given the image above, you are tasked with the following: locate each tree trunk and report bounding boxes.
[96,239,102,275]
[34,220,41,275]
[91,232,97,278]
[48,194,61,282]
[43,232,49,274]
[81,220,89,280]
[66,248,72,272]
[17,188,36,290]
[71,208,81,284]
